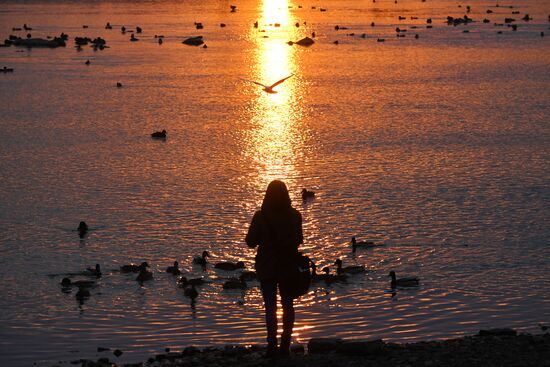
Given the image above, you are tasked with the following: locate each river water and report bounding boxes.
[0,0,549,365]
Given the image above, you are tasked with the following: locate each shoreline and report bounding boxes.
[59,328,550,367]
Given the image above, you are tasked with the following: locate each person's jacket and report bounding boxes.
[246,208,303,281]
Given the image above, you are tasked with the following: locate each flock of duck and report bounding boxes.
[63,223,418,307]
[2,3,549,74]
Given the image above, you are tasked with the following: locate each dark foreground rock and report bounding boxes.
[63,331,550,367]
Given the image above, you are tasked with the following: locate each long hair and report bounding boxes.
[261,180,292,213]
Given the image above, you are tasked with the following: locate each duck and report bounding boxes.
[121,261,149,273]
[136,267,153,282]
[166,261,181,275]
[151,129,166,139]
[214,261,245,271]
[130,33,139,41]
[222,278,247,289]
[322,266,348,283]
[105,22,112,29]
[388,270,419,288]
[193,251,210,266]
[116,82,122,88]
[177,276,206,287]
[310,262,328,282]
[77,221,88,237]
[351,236,377,252]
[85,264,102,277]
[1,67,14,73]
[184,284,199,300]
[334,259,365,275]
[301,188,315,200]
[136,26,142,33]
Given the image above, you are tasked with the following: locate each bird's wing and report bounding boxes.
[269,74,294,89]
[240,78,268,88]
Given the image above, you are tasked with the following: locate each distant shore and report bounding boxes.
[62,328,550,367]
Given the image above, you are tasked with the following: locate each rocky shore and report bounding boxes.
[61,329,550,367]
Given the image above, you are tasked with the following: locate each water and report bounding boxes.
[1,0,549,365]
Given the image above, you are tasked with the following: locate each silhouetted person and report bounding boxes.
[246,180,303,357]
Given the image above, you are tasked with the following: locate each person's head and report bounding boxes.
[261,180,291,212]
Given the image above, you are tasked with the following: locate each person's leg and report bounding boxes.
[260,280,278,355]
[279,286,295,355]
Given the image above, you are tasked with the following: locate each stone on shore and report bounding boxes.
[336,339,385,355]
[54,332,550,367]
[307,337,343,353]
[12,37,66,48]
[478,328,517,337]
[296,36,315,46]
[182,36,204,46]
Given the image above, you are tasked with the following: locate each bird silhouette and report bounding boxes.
[242,74,294,94]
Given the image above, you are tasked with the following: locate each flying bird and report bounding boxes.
[242,74,294,94]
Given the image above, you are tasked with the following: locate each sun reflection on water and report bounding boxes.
[244,0,304,189]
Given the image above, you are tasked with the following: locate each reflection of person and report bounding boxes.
[246,180,304,357]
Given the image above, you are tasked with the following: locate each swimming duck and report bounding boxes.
[166,261,181,275]
[85,264,102,277]
[301,188,315,200]
[136,267,153,282]
[136,26,142,33]
[223,278,247,289]
[130,33,139,41]
[322,266,348,283]
[151,129,167,139]
[193,251,209,266]
[177,276,206,287]
[351,236,377,252]
[121,261,149,273]
[310,262,328,282]
[388,270,419,288]
[184,284,198,300]
[116,82,122,88]
[215,261,245,271]
[334,259,365,275]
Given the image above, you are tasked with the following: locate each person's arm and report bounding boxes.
[245,211,260,248]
